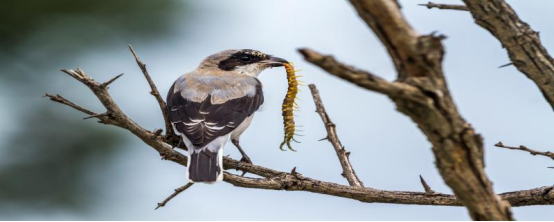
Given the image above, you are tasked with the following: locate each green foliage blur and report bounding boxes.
[0,0,186,216]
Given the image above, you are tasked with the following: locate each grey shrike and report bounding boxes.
[166,49,287,183]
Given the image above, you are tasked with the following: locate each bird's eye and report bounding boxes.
[239,55,252,63]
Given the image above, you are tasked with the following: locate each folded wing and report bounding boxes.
[167,76,264,148]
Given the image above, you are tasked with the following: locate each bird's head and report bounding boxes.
[197,49,288,77]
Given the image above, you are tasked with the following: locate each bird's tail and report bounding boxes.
[187,147,224,183]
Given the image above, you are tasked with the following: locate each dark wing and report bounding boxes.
[166,80,264,148]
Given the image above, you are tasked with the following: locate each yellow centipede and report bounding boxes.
[280,62,300,151]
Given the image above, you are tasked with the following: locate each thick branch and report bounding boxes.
[418,2,468,11]
[128,45,174,136]
[298,48,417,99]
[462,0,554,112]
[495,141,554,161]
[295,1,514,220]
[309,84,364,187]
[225,172,554,207]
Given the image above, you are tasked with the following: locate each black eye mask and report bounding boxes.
[218,50,268,71]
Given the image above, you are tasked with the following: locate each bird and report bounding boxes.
[166,49,287,183]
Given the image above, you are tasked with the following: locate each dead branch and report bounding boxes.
[128,45,174,136]
[461,0,554,111]
[418,2,468,11]
[309,84,364,187]
[495,142,554,161]
[298,0,514,220]
[44,47,554,213]
[156,182,194,210]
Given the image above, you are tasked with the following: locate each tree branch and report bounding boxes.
[299,0,514,220]
[461,0,554,112]
[298,48,419,99]
[44,93,97,116]
[128,45,174,136]
[495,141,554,161]
[58,68,188,165]
[156,182,194,210]
[225,172,554,207]
[418,2,468,11]
[45,48,554,214]
[309,84,364,187]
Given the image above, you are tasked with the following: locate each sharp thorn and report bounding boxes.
[498,62,513,68]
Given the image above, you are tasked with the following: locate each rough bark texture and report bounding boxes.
[298,0,514,220]
[462,0,554,111]
[309,84,364,187]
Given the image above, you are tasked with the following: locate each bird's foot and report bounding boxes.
[239,156,252,164]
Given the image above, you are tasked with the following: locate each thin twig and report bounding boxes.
[495,141,554,161]
[418,2,468,11]
[44,93,97,116]
[309,84,364,187]
[156,182,194,210]
[128,44,174,136]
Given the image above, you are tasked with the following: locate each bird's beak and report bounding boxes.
[261,56,288,68]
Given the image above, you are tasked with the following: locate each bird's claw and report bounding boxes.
[240,156,252,164]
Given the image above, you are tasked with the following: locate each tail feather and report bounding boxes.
[188,148,223,183]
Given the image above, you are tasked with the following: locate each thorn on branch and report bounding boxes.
[83,113,109,120]
[498,62,514,69]
[418,2,468,11]
[318,137,328,141]
[152,128,164,136]
[291,166,297,175]
[156,182,194,210]
[419,175,436,195]
[101,73,124,88]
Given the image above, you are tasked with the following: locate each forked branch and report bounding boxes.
[309,84,364,187]
[44,46,554,213]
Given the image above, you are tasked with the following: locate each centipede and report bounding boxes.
[280,62,300,151]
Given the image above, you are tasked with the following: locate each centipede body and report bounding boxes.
[280,62,300,151]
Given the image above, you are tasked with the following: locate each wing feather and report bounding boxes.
[167,76,263,148]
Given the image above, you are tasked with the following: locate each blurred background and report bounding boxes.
[0,0,553,220]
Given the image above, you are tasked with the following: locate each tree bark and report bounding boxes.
[297,0,515,220]
[462,0,554,112]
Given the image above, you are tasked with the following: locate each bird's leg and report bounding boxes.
[231,139,252,164]
[172,136,185,150]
